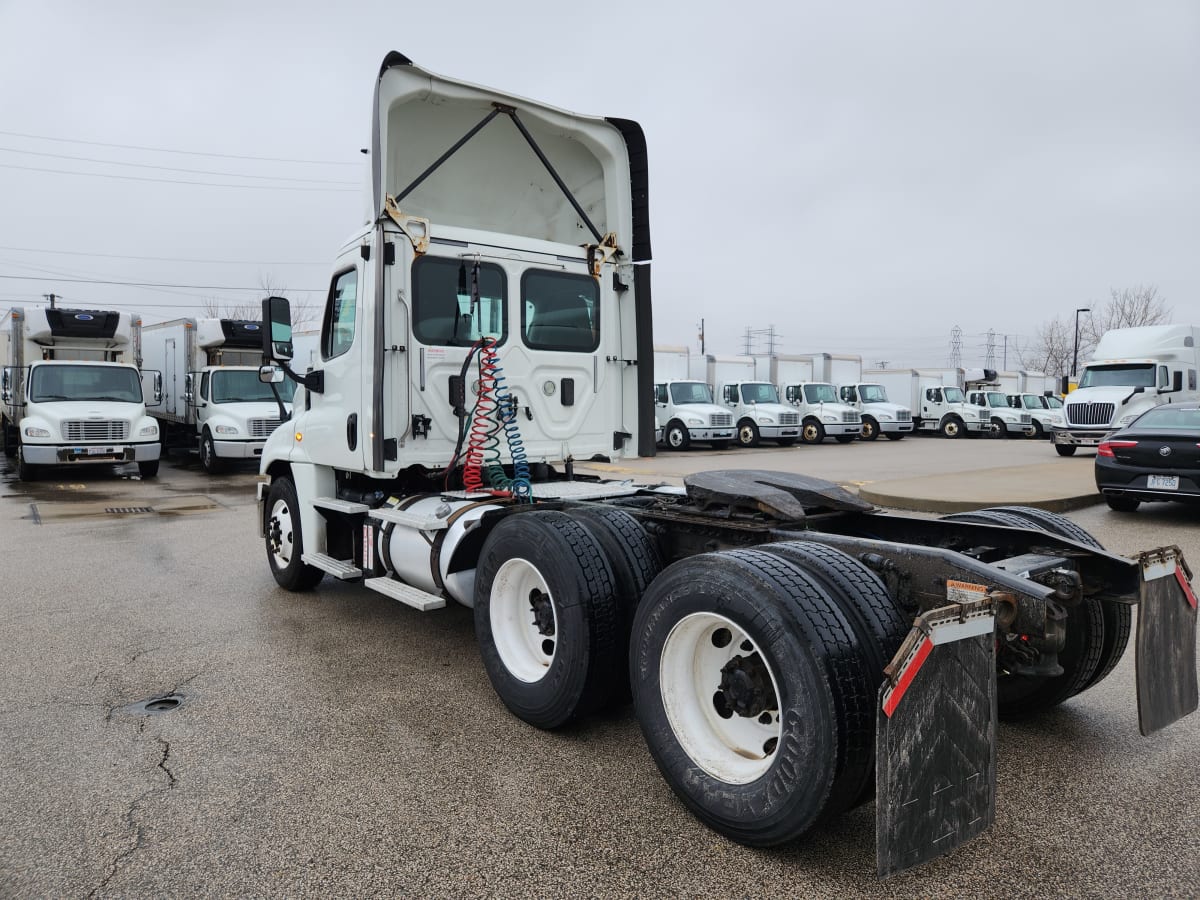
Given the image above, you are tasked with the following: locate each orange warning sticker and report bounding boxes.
[946,579,988,604]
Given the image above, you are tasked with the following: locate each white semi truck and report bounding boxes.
[867,368,989,437]
[651,347,734,449]
[758,354,860,444]
[1052,324,1200,456]
[0,306,162,481]
[699,355,800,447]
[837,382,914,440]
[142,317,294,473]
[254,53,1197,876]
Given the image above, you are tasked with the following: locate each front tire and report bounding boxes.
[860,417,879,441]
[1031,420,1045,439]
[800,419,825,444]
[265,477,324,591]
[989,417,1008,439]
[1055,444,1077,457]
[200,430,225,473]
[137,458,159,478]
[474,511,622,729]
[16,441,37,481]
[940,416,963,439]
[736,420,760,448]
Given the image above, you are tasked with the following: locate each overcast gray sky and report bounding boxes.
[0,1,1195,369]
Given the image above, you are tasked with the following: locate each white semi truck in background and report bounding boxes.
[142,317,294,473]
[756,354,860,444]
[252,52,1198,876]
[0,306,162,481]
[651,345,734,449]
[837,382,913,440]
[696,354,800,447]
[867,368,989,437]
[1053,324,1200,456]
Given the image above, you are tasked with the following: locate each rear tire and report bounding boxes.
[474,511,622,729]
[265,477,324,591]
[630,549,874,844]
[1105,495,1140,512]
[2,421,15,456]
[1055,444,1077,457]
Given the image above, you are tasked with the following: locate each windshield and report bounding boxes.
[943,387,964,403]
[28,364,142,403]
[859,384,888,403]
[740,383,780,404]
[1077,363,1154,389]
[985,392,1008,408]
[1021,396,1043,409]
[1129,406,1200,431]
[1045,396,1063,408]
[212,369,296,404]
[803,383,838,404]
[670,382,713,404]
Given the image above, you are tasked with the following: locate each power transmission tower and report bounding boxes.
[985,329,996,370]
[949,326,962,368]
[742,327,752,355]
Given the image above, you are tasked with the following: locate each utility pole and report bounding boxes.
[697,318,705,355]
[1002,334,1007,369]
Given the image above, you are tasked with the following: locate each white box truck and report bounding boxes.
[704,354,800,446]
[837,381,914,440]
[759,354,861,444]
[1006,392,1064,438]
[652,346,734,449]
[963,370,1036,438]
[0,306,162,480]
[1052,324,1200,456]
[252,52,1197,876]
[142,317,294,473]
[867,368,988,437]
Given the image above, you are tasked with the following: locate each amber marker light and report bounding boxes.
[295,432,303,442]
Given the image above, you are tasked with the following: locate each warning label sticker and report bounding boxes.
[946,579,988,604]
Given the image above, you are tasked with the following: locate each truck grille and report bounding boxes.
[841,410,859,423]
[249,418,283,438]
[709,413,733,427]
[1066,402,1114,426]
[896,410,912,421]
[63,420,129,441]
[779,412,800,426]
[1019,414,1031,425]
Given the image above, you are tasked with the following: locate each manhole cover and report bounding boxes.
[106,507,154,515]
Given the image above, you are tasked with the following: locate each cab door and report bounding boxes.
[299,254,367,471]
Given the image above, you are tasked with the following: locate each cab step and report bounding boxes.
[368,507,449,530]
[364,577,446,611]
[311,497,370,514]
[301,553,362,580]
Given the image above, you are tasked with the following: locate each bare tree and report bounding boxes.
[198,274,319,328]
[1020,284,1171,377]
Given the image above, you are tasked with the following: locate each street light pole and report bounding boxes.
[1072,307,1090,381]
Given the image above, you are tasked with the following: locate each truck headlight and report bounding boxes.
[140,424,158,436]
[757,415,776,425]
[878,413,893,421]
[685,417,704,426]
[821,415,837,423]
[24,426,50,438]
[215,425,239,435]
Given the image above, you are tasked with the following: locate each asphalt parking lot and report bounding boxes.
[1,439,1198,897]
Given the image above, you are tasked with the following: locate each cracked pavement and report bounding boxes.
[1,450,1198,897]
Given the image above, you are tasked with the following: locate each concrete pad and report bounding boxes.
[859,461,1099,513]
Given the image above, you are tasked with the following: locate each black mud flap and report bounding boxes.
[876,598,997,877]
[1136,548,1199,736]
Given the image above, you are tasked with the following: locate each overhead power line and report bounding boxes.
[0,273,323,291]
[0,245,330,266]
[0,162,357,192]
[0,146,358,185]
[0,129,359,166]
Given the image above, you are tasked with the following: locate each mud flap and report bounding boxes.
[876,599,997,877]
[1136,548,1199,736]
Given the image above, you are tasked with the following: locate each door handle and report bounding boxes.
[346,413,358,451]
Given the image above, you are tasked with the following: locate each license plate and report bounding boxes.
[1147,474,1179,490]
[85,446,116,456]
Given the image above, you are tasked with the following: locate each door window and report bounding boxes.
[322,268,359,360]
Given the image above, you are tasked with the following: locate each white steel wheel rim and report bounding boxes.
[490,557,557,683]
[268,498,295,568]
[668,427,685,448]
[660,612,783,784]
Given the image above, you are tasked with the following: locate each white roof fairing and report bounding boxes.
[372,56,635,253]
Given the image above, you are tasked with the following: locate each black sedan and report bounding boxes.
[1095,403,1200,512]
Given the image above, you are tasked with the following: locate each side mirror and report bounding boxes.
[147,371,163,406]
[262,296,294,362]
[259,365,285,384]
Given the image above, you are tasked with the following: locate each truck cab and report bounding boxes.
[653,379,734,450]
[915,383,988,438]
[1006,392,1063,439]
[838,382,912,441]
[0,307,162,480]
[718,381,800,447]
[966,387,1035,438]
[186,365,295,470]
[781,382,861,444]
